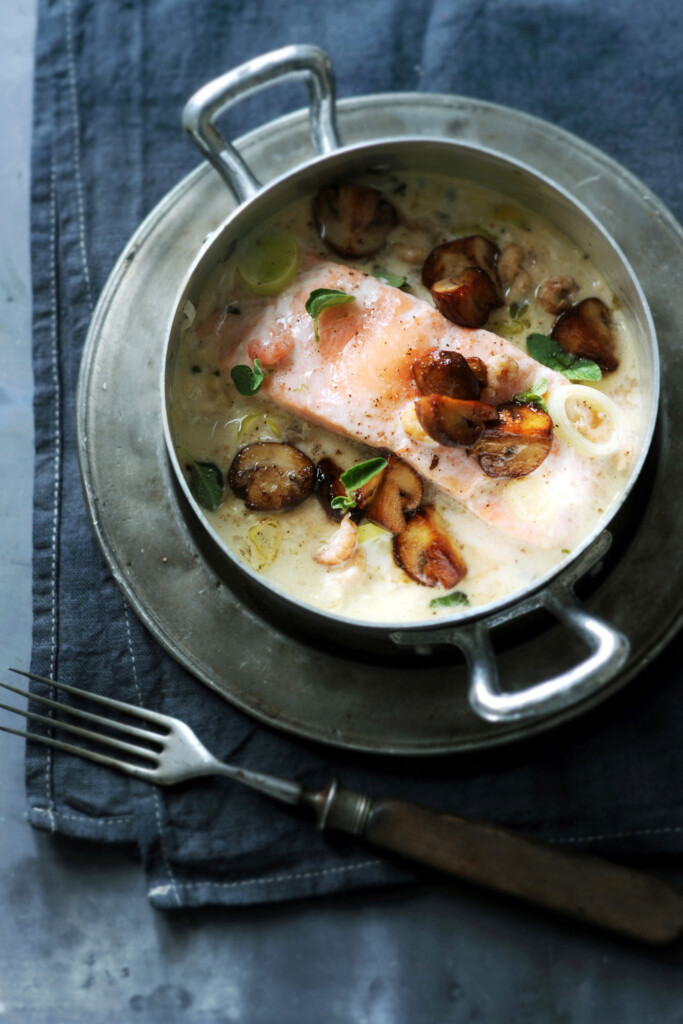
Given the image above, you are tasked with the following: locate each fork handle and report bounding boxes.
[317,784,683,945]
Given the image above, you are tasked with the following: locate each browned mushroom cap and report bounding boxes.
[412,350,482,400]
[421,236,502,298]
[551,297,618,372]
[313,183,397,258]
[355,454,423,534]
[414,395,499,448]
[431,268,502,328]
[393,506,467,588]
[229,442,315,511]
[315,457,363,523]
[537,276,577,315]
[469,402,553,478]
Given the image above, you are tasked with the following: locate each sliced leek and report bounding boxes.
[237,230,300,296]
[247,519,282,569]
[547,384,622,458]
[357,522,391,544]
[237,412,264,439]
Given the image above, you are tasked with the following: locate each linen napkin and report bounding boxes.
[28,0,683,908]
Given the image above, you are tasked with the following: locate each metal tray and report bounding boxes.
[77,93,683,755]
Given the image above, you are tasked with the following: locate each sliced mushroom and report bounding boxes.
[355,454,423,534]
[315,457,363,523]
[422,236,502,299]
[414,395,499,448]
[551,297,618,372]
[393,506,467,588]
[313,183,397,258]
[507,269,532,299]
[537,275,578,315]
[229,441,315,511]
[469,402,553,478]
[497,242,524,289]
[466,356,488,389]
[431,268,502,328]
[421,236,504,327]
[412,349,482,400]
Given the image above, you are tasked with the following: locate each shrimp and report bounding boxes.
[314,514,359,566]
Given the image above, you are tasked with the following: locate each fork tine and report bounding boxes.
[0,680,166,744]
[9,668,172,726]
[0,722,158,780]
[0,700,160,762]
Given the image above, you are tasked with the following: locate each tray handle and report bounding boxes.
[182,45,342,203]
[451,583,629,723]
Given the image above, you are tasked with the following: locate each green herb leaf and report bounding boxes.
[509,300,528,320]
[230,358,264,396]
[331,457,388,513]
[179,447,224,512]
[561,359,603,382]
[430,590,470,609]
[331,495,357,512]
[340,457,388,493]
[526,333,568,366]
[305,288,355,342]
[513,377,549,412]
[372,267,407,288]
[526,333,602,381]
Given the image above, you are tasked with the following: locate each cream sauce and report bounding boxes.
[170,172,643,624]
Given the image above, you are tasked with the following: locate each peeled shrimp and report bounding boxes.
[314,514,359,566]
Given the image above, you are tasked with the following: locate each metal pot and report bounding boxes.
[162,46,658,727]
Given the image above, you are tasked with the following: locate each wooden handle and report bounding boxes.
[329,789,683,945]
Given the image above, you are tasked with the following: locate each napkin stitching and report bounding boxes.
[41,152,61,835]
[125,608,183,907]
[193,859,384,889]
[64,0,93,310]
[49,813,133,826]
[147,859,383,899]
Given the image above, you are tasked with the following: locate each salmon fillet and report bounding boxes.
[209,255,601,548]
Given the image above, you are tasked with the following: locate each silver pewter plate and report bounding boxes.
[77,94,683,755]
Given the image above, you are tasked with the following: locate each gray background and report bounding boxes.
[2,2,683,1020]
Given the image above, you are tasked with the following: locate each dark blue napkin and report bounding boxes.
[28,0,683,909]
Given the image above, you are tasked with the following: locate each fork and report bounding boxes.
[3,668,683,945]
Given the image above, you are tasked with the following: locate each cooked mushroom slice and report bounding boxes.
[421,236,502,299]
[414,395,499,448]
[470,402,553,478]
[229,441,315,511]
[551,297,618,372]
[315,457,363,523]
[393,506,467,589]
[537,275,578,315]
[431,268,502,328]
[466,356,488,389]
[497,242,524,289]
[412,350,482,400]
[313,183,397,258]
[355,454,423,534]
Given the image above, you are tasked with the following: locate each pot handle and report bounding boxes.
[451,583,629,723]
[182,45,342,204]
[390,533,630,724]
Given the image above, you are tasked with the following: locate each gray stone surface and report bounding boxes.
[1,2,683,1020]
